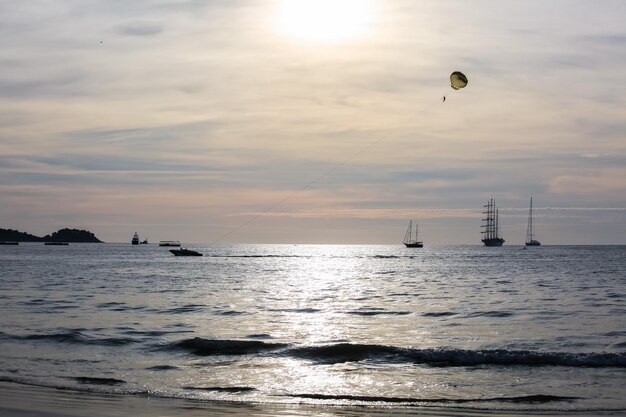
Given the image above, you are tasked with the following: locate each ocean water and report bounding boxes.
[1,243,625,415]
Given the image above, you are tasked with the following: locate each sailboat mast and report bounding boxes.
[524,197,539,246]
[529,197,534,240]
[404,220,412,244]
[526,197,534,242]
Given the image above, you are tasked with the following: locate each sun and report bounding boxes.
[275,0,375,43]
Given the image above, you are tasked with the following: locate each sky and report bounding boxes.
[1,0,625,244]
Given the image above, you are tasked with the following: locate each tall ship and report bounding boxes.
[403,220,423,248]
[481,198,505,247]
[525,197,541,246]
[132,232,140,245]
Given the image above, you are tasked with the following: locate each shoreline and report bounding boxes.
[1,381,622,417]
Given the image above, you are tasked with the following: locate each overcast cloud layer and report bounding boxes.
[1,0,625,244]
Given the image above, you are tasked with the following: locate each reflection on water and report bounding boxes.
[0,243,625,413]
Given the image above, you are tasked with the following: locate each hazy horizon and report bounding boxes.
[1,0,625,245]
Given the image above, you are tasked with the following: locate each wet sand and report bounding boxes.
[0,381,621,417]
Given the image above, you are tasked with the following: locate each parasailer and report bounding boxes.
[450,71,468,90]
[443,71,468,103]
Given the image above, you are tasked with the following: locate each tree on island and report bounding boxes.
[43,228,102,243]
[0,228,103,243]
[0,228,43,242]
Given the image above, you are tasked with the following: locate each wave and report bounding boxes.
[284,393,579,404]
[288,344,626,367]
[270,308,322,313]
[245,333,273,339]
[168,338,288,356]
[375,270,398,275]
[183,386,256,393]
[465,310,515,318]
[146,365,181,371]
[166,338,626,368]
[422,311,457,317]
[72,376,126,385]
[2,377,623,413]
[288,343,394,363]
[215,309,250,316]
[156,304,206,314]
[120,329,195,337]
[95,301,126,309]
[207,255,308,258]
[4,330,138,347]
[345,310,411,316]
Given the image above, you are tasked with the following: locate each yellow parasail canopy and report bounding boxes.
[450,71,468,90]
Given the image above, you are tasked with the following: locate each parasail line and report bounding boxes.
[212,92,450,244]
[212,71,467,243]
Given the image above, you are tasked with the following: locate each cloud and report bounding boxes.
[0,0,625,243]
[549,168,626,195]
[244,207,481,220]
[0,72,87,98]
[579,33,626,47]
[580,153,613,159]
[115,22,164,37]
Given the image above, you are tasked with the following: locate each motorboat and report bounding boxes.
[170,248,202,256]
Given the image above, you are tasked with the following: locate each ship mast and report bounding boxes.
[482,198,496,240]
[526,197,534,243]
[481,198,501,240]
[530,197,534,240]
[404,220,412,244]
[495,207,499,239]
[481,197,505,246]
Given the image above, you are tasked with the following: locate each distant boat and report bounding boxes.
[481,198,505,247]
[132,232,139,245]
[45,242,69,246]
[140,238,148,245]
[403,220,423,248]
[0,241,19,245]
[170,248,202,256]
[159,241,181,247]
[525,197,541,246]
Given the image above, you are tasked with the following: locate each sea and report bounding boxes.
[1,243,625,416]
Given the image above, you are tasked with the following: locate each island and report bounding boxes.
[0,228,103,243]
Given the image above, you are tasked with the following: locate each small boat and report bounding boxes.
[0,241,19,245]
[45,242,69,245]
[403,220,423,248]
[140,239,148,244]
[481,198,505,247]
[132,232,139,245]
[159,241,181,247]
[170,248,202,256]
[525,197,541,246]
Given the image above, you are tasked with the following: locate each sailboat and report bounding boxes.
[525,197,541,246]
[481,198,505,247]
[403,220,423,248]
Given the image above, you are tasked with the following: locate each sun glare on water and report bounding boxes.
[276,0,376,43]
